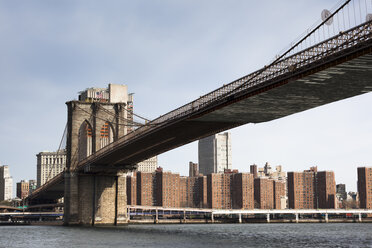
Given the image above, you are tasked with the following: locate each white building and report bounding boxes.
[36,150,66,187]
[0,165,13,201]
[198,132,232,175]
[137,156,158,173]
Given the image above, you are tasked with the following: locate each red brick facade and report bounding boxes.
[358,167,372,209]
[288,167,336,209]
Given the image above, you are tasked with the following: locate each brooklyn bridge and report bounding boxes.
[27,0,372,225]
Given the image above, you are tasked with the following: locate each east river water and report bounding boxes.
[0,223,371,248]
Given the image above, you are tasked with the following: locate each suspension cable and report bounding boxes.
[96,104,145,126]
[217,0,352,99]
[45,123,67,182]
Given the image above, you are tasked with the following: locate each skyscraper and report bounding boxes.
[198,132,232,175]
[0,165,13,201]
[358,167,372,209]
[36,149,66,187]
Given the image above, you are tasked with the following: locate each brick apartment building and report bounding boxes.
[16,180,30,199]
[207,172,233,209]
[128,168,288,210]
[317,171,336,208]
[273,180,286,209]
[254,178,274,209]
[180,176,207,208]
[127,175,137,205]
[189,162,199,177]
[358,167,372,209]
[128,168,207,208]
[155,171,180,207]
[232,173,254,209]
[288,166,336,209]
[207,170,254,209]
[254,178,286,209]
[136,171,155,206]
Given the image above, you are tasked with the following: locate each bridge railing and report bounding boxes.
[145,21,372,129]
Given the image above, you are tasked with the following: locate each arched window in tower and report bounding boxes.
[78,121,93,161]
[100,121,114,149]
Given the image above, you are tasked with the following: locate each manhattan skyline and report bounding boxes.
[1,0,371,192]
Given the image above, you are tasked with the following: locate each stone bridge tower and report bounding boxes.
[64,84,132,225]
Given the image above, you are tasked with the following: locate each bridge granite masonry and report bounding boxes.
[27,1,372,226]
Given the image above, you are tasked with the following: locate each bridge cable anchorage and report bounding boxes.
[45,123,68,184]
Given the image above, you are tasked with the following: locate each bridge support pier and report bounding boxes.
[266,213,270,223]
[358,213,362,223]
[295,213,299,223]
[238,213,242,223]
[64,173,127,226]
[325,213,329,223]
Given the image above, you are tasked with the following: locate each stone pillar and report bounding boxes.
[238,213,242,223]
[211,213,214,223]
[64,172,80,225]
[358,213,362,222]
[295,213,299,223]
[325,213,328,223]
[92,175,127,225]
[64,101,128,226]
[65,173,127,226]
[266,213,270,223]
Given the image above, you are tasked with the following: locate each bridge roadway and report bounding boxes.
[29,20,372,202]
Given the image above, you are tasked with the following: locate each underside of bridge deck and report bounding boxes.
[82,50,372,173]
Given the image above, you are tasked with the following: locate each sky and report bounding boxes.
[0,0,371,194]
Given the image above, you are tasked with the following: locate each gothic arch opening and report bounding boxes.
[78,120,93,161]
[99,121,114,149]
